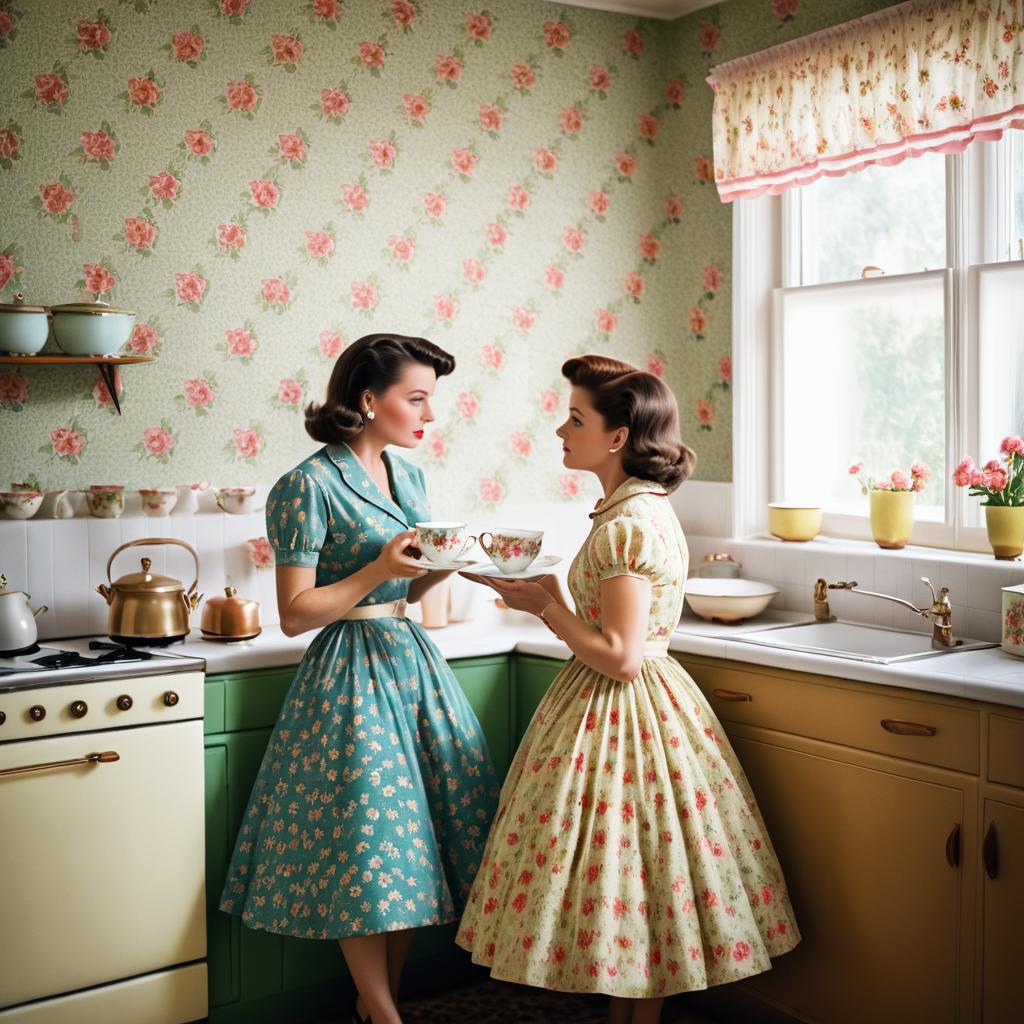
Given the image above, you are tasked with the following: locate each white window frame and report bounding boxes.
[733,135,1021,555]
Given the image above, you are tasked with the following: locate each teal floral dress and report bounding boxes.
[219,443,500,939]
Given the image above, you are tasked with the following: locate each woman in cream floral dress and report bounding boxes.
[457,355,799,1023]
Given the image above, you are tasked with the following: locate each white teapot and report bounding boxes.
[0,573,48,655]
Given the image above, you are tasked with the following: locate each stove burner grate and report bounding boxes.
[30,642,154,670]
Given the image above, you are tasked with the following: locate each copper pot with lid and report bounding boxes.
[201,586,261,642]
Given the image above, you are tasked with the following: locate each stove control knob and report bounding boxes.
[116,695,133,712]
[69,700,88,719]
[0,711,6,726]
[163,691,179,708]
[29,705,46,722]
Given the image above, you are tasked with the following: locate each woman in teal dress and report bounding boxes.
[220,333,500,1024]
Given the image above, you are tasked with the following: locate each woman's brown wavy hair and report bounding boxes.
[561,354,696,492]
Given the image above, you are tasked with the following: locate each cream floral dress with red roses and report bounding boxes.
[456,478,800,998]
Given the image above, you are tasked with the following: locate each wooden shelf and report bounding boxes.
[0,355,155,414]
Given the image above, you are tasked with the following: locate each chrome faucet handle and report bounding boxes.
[920,576,939,603]
[828,580,858,591]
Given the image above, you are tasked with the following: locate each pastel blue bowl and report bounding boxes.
[51,305,135,357]
[0,308,49,355]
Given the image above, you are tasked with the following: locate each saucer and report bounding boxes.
[416,556,478,571]
[463,555,562,580]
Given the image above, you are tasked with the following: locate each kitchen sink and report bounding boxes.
[725,620,999,665]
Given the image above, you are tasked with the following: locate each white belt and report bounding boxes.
[339,599,408,621]
[643,640,671,657]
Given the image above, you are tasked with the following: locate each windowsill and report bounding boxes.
[737,533,1014,567]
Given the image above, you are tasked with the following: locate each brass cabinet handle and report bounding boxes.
[712,688,753,702]
[0,750,119,779]
[945,823,960,868]
[983,822,998,880]
[880,718,937,737]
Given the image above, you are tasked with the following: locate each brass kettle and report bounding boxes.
[201,585,261,641]
[96,537,202,644]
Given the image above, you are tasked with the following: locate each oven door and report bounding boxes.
[0,721,206,1011]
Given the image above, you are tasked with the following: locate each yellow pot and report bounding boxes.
[869,489,914,549]
[768,504,822,542]
[984,506,1024,561]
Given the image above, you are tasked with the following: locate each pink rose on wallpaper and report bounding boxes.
[314,0,342,15]
[124,217,157,249]
[321,87,349,118]
[456,391,479,420]
[639,233,660,261]
[481,343,504,369]
[391,0,417,25]
[77,18,111,52]
[225,327,256,357]
[279,133,308,163]
[507,184,529,211]
[81,129,116,162]
[563,226,585,253]
[0,255,16,290]
[226,80,259,112]
[695,154,713,181]
[665,78,685,105]
[773,0,800,22]
[358,41,385,69]
[39,182,74,215]
[545,264,565,290]
[451,148,476,176]
[0,10,13,38]
[319,330,344,359]
[560,473,582,499]
[350,280,379,310]
[183,377,215,409]
[248,179,279,209]
[175,271,207,304]
[695,398,714,424]
[128,76,161,109]
[247,537,274,568]
[624,271,644,299]
[646,355,665,378]
[512,306,535,331]
[436,54,463,82]
[0,372,29,406]
[232,427,261,460]
[0,128,21,161]
[83,264,115,296]
[510,432,532,458]
[423,192,446,218]
[589,65,611,90]
[534,148,557,174]
[465,12,491,40]
[623,29,645,56]
[261,277,292,307]
[271,34,304,65]
[480,478,504,505]
[698,22,721,53]
[639,114,660,140]
[149,171,180,202]
[220,0,250,15]
[689,307,707,334]
[403,93,430,121]
[435,294,456,321]
[172,31,204,61]
[387,234,414,262]
[127,323,161,355]
[217,222,247,251]
[560,107,583,135]
[426,429,447,459]
[185,129,215,157]
[665,194,684,219]
[485,222,507,248]
[719,356,732,381]
[341,183,368,212]
[463,258,486,283]
[511,63,536,89]
[588,190,609,214]
[479,103,502,132]
[277,377,304,405]
[143,426,175,457]
[50,426,86,459]
[596,309,616,334]
[539,388,560,414]
[543,20,570,49]
[305,230,334,260]
[35,73,70,106]
[703,265,723,291]
[370,138,396,169]
[615,151,636,177]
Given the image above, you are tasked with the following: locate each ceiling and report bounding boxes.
[544,0,724,20]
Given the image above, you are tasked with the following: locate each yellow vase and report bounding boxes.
[869,489,914,549]
[985,506,1024,560]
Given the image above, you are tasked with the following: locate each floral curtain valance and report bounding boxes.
[706,0,1024,202]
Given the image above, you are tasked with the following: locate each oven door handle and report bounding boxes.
[0,750,120,779]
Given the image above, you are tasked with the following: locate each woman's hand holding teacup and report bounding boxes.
[376,530,429,579]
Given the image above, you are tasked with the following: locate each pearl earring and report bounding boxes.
[366,410,375,421]
[609,445,621,453]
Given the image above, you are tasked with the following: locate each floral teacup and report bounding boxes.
[0,490,44,519]
[174,481,209,515]
[140,488,178,517]
[415,522,477,566]
[85,485,125,519]
[216,486,257,515]
[479,528,543,574]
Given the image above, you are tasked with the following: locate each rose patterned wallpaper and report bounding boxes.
[0,0,894,510]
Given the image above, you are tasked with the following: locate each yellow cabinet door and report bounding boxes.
[728,730,967,1024]
[982,799,1024,1024]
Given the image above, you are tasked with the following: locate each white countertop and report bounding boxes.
[165,608,1024,709]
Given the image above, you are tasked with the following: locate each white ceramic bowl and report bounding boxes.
[216,487,257,514]
[684,578,780,623]
[0,491,44,519]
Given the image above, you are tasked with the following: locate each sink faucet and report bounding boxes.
[813,576,962,649]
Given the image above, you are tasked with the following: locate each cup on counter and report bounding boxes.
[0,490,44,519]
[174,481,209,515]
[139,488,178,517]
[479,528,543,574]
[215,486,257,515]
[414,521,477,566]
[84,485,125,519]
